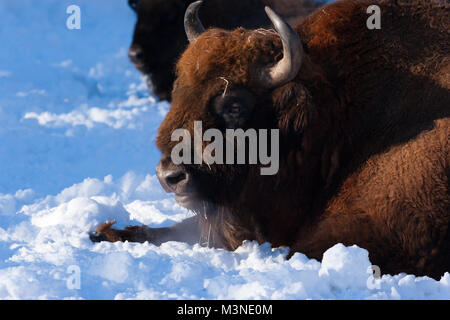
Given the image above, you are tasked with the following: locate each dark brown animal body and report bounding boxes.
[94,0,450,279]
[128,0,325,100]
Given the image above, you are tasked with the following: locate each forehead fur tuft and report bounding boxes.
[176,28,283,88]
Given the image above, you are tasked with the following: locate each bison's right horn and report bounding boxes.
[256,7,304,88]
[184,1,206,43]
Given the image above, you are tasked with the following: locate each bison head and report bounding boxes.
[128,0,188,101]
[128,0,326,102]
[156,1,334,231]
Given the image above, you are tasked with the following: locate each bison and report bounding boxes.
[93,0,450,279]
[127,0,326,101]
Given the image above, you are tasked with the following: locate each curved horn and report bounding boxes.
[256,7,303,88]
[184,1,206,43]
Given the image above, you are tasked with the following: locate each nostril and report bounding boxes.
[129,47,144,64]
[166,171,187,187]
[156,160,189,193]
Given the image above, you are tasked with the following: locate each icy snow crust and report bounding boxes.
[0,0,448,299]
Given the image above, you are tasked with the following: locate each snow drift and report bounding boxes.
[1,172,449,300]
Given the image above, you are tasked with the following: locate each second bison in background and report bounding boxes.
[127,0,325,101]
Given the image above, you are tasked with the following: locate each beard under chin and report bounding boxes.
[194,201,228,248]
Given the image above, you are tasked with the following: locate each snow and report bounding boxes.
[0,0,448,300]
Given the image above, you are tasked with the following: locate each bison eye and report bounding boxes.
[128,0,138,11]
[210,88,256,129]
[229,102,241,115]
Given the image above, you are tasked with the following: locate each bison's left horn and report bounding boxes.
[185,1,206,43]
[256,7,304,88]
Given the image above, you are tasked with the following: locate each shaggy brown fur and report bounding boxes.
[94,0,450,279]
[129,0,325,100]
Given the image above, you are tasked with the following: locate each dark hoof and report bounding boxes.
[89,220,117,243]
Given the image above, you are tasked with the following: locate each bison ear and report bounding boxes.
[185,1,206,43]
[272,82,317,133]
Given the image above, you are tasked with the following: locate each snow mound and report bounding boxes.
[0,173,449,300]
